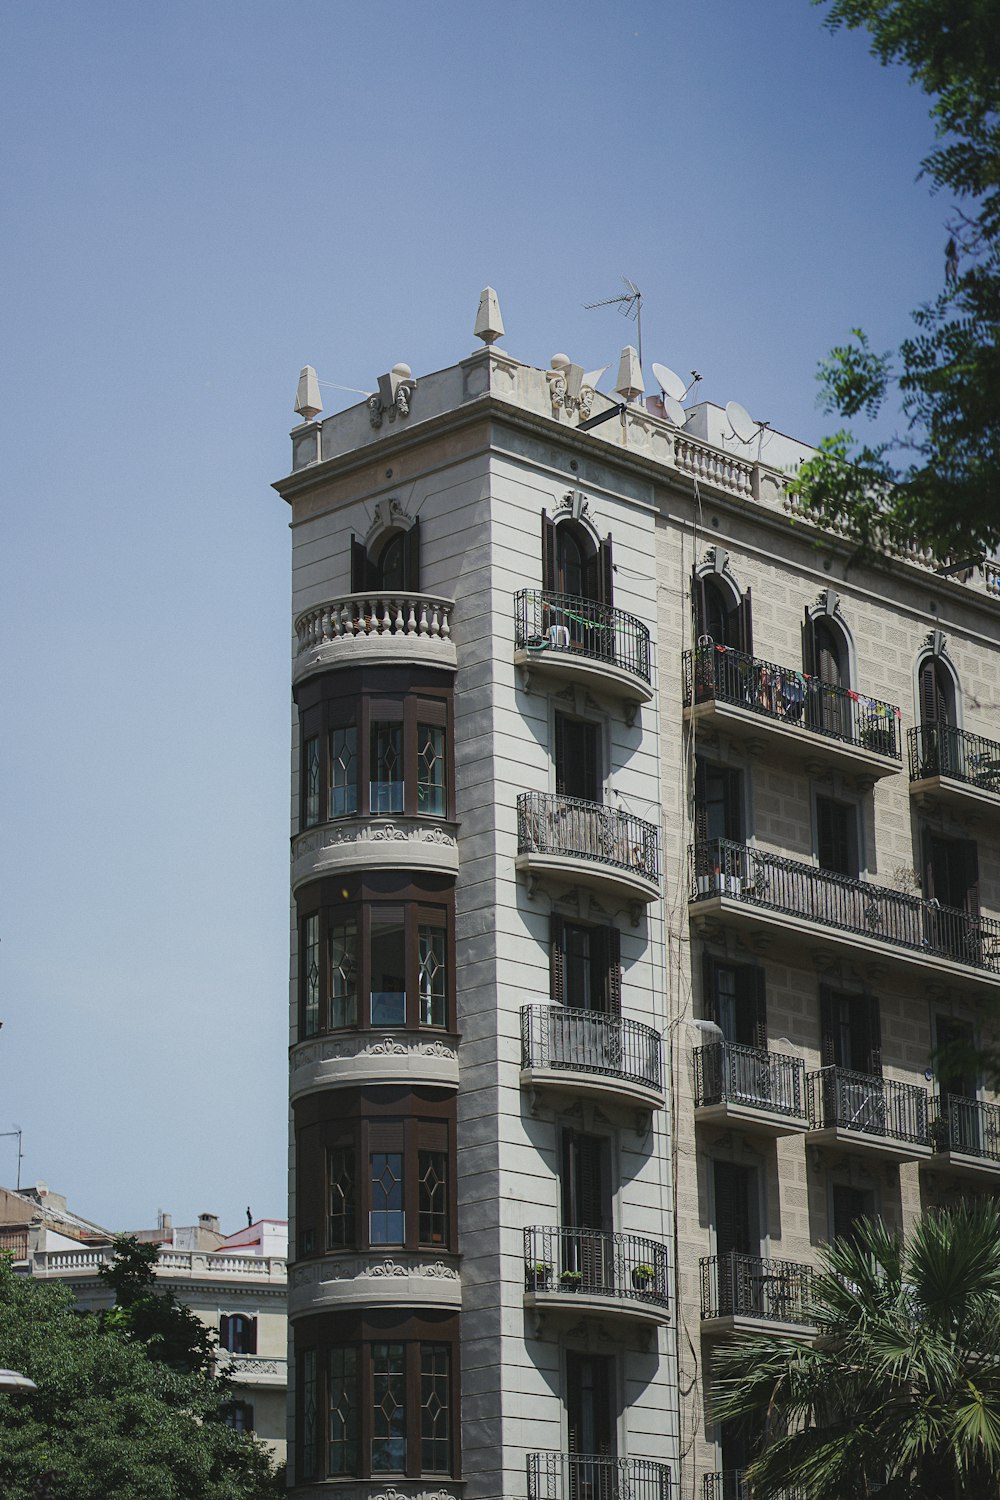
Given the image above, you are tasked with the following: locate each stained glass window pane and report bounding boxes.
[418,1150,448,1247]
[327,1147,355,1249]
[371,1342,406,1472]
[327,1346,358,1475]
[303,736,321,827]
[417,724,447,817]
[330,921,358,1029]
[420,1343,451,1473]
[370,1152,404,1245]
[301,1348,318,1481]
[371,912,406,1026]
[418,926,446,1028]
[329,726,357,818]
[371,722,404,815]
[302,915,320,1038]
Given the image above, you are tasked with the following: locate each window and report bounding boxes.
[554,712,602,803]
[820,988,881,1076]
[693,567,752,653]
[816,796,859,879]
[694,759,744,844]
[328,1146,355,1248]
[702,954,766,1049]
[297,890,452,1038]
[351,520,420,593]
[219,1313,257,1355]
[298,1330,455,1482]
[370,1152,404,1245]
[831,1182,875,1251]
[541,512,613,606]
[297,687,451,826]
[222,1400,254,1434]
[918,653,956,728]
[550,916,621,1015]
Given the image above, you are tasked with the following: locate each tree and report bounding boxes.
[712,1204,1000,1498]
[791,1,1000,560]
[97,1234,216,1376]
[0,1257,283,1500]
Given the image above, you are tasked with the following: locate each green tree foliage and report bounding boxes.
[97,1234,216,1375]
[713,1204,1000,1498]
[791,1,1000,559]
[0,1258,283,1500]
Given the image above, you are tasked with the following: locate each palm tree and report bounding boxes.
[712,1204,1000,1499]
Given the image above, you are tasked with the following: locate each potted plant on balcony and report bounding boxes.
[861,722,896,757]
[631,1262,655,1292]
[559,1269,583,1292]
[525,1261,552,1291]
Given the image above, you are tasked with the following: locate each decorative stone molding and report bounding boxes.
[365,498,415,549]
[288,1250,462,1316]
[291,816,459,887]
[368,364,416,428]
[289,1029,460,1100]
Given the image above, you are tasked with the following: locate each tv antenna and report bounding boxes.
[725,399,771,458]
[585,277,643,369]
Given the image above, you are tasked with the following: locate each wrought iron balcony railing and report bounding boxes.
[931,1093,1000,1161]
[689,838,1000,975]
[519,793,660,885]
[700,1251,813,1324]
[528,1453,671,1500]
[516,589,652,685]
[703,1472,805,1500]
[683,644,901,758]
[521,1005,662,1093]
[524,1226,670,1311]
[694,1042,805,1120]
[909,722,1000,792]
[807,1066,929,1145]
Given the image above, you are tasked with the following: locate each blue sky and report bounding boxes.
[0,1,944,1233]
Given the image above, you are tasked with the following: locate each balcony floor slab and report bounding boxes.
[521,1064,664,1115]
[524,1287,669,1329]
[685,699,900,780]
[701,1313,815,1341]
[808,1125,932,1164]
[515,646,653,709]
[695,1100,809,1138]
[518,851,659,908]
[924,1149,1000,1181]
[911,774,1000,819]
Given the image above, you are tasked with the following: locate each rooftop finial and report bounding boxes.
[615,345,644,403]
[294,366,322,422]
[474,287,505,346]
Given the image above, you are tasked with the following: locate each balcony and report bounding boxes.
[700,1251,813,1338]
[288,1248,461,1318]
[683,644,901,778]
[292,592,456,685]
[520,1005,663,1114]
[517,792,660,915]
[523,1226,670,1329]
[514,589,654,714]
[290,1029,460,1102]
[689,839,1000,993]
[694,1043,808,1137]
[215,1351,287,1388]
[704,1473,805,1500]
[806,1066,930,1162]
[927,1095,1000,1179]
[909,723,1000,815]
[528,1453,671,1500]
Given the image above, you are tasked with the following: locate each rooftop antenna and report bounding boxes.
[585,276,643,370]
[725,399,771,460]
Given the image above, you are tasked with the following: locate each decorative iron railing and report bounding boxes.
[689,839,1000,975]
[683,644,901,758]
[694,1043,804,1120]
[908,723,1000,792]
[700,1252,812,1324]
[528,1452,671,1500]
[703,1471,806,1500]
[521,1006,662,1093]
[515,589,652,685]
[931,1094,1000,1161]
[524,1226,670,1311]
[807,1066,929,1145]
[519,793,660,885]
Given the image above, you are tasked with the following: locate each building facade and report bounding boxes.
[276,301,1000,1500]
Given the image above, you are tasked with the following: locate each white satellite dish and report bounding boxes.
[652,362,687,403]
[660,394,687,427]
[582,366,608,389]
[725,400,758,443]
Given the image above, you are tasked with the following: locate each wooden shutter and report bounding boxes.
[736,588,753,656]
[692,567,707,639]
[802,608,817,677]
[857,994,882,1077]
[963,839,981,917]
[599,534,614,606]
[714,1161,752,1258]
[541,511,557,592]
[351,536,372,592]
[245,1317,258,1356]
[701,951,719,1027]
[919,657,941,726]
[554,713,568,795]
[220,1314,231,1351]
[606,926,621,1017]
[921,826,936,901]
[819,985,836,1067]
[550,915,566,1003]
[751,966,767,1051]
[723,768,743,843]
[694,759,708,845]
[404,517,420,590]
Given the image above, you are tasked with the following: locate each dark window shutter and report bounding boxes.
[606,926,622,1017]
[819,985,836,1067]
[860,994,882,1077]
[599,534,614,606]
[964,840,980,916]
[246,1317,258,1356]
[692,567,707,638]
[701,951,719,1027]
[554,713,568,795]
[714,1161,752,1259]
[220,1314,231,1351]
[404,517,420,590]
[723,768,743,843]
[736,588,753,656]
[351,537,370,593]
[550,915,565,1003]
[802,608,817,678]
[541,511,556,592]
[751,966,767,1051]
[921,825,935,901]
[694,759,708,846]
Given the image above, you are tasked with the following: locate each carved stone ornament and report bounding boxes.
[368,364,417,428]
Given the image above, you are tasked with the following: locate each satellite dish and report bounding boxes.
[582,366,608,389]
[660,394,687,427]
[652,362,687,402]
[725,400,758,443]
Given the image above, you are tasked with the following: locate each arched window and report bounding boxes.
[351,518,420,593]
[556,525,586,598]
[376,531,407,591]
[918,653,957,728]
[692,560,752,654]
[802,596,855,739]
[541,512,613,606]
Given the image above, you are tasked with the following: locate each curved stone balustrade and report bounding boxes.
[290,1030,460,1100]
[288,1251,462,1318]
[292,817,459,889]
[674,435,753,498]
[293,593,457,684]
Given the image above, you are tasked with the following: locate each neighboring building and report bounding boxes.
[275,297,1000,1500]
[6,1192,288,1463]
